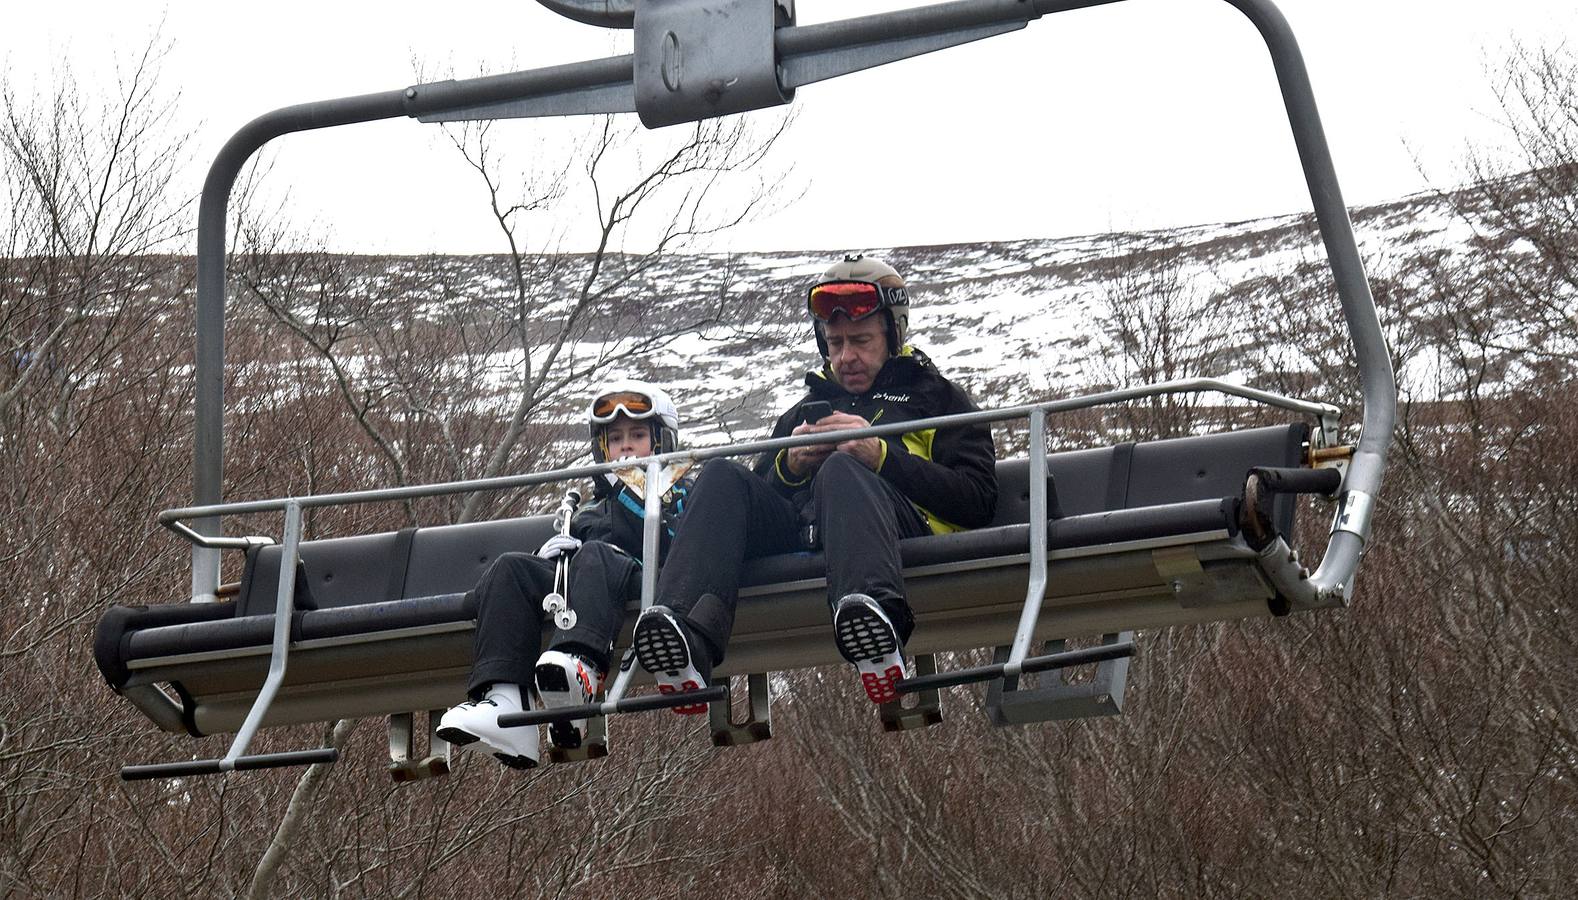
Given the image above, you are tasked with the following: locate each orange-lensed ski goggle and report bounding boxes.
[806,280,909,323]
[591,390,657,423]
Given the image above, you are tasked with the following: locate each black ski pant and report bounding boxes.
[467,540,639,698]
[655,452,930,665]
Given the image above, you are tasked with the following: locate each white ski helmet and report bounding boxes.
[808,254,910,358]
[586,380,681,463]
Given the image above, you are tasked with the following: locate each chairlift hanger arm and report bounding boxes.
[773,0,1108,91]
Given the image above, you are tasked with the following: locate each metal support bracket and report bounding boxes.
[1314,409,1341,449]
[387,710,452,782]
[880,654,943,732]
[710,672,773,746]
[1151,546,1214,609]
[987,632,1131,726]
[547,714,609,764]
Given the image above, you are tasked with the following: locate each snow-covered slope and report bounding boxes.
[244,182,1542,459]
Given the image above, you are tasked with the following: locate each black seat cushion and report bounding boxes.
[95,601,238,689]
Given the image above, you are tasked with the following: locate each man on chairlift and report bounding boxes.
[634,255,998,710]
[437,381,697,768]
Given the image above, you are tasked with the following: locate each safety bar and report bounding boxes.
[590,457,666,715]
[895,639,1136,694]
[145,380,1325,744]
[1006,408,1050,672]
[160,377,1337,533]
[121,502,337,780]
[501,459,715,727]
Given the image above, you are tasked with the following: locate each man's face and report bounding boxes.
[823,313,891,394]
[603,416,655,460]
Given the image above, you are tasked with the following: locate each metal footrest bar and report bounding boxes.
[895,641,1136,695]
[122,748,338,781]
[124,502,340,782]
[498,684,729,727]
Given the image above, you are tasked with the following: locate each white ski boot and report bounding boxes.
[534,650,604,749]
[435,682,540,770]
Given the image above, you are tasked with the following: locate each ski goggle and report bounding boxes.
[591,390,658,423]
[806,280,908,323]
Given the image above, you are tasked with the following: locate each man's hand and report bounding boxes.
[837,434,884,470]
[787,412,883,475]
[786,420,837,477]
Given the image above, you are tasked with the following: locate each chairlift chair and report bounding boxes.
[97,0,1396,781]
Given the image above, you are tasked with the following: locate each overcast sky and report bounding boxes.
[4,1,1574,255]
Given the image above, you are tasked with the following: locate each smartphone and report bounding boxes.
[801,401,832,424]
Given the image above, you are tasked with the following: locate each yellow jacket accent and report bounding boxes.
[899,428,965,534]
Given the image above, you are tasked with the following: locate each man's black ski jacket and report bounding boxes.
[754,347,998,533]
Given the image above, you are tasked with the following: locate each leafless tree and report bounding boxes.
[0,36,190,430]
[0,34,197,897]
[220,105,791,894]
[1089,238,1237,439]
[231,112,790,526]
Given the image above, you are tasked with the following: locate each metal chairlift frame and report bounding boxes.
[124,0,1395,779]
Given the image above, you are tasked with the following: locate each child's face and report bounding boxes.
[603,416,655,460]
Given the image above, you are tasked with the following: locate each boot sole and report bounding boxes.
[633,612,693,674]
[493,753,538,771]
[435,726,479,747]
[858,664,905,704]
[634,613,709,715]
[438,725,540,768]
[835,600,905,704]
[834,601,899,663]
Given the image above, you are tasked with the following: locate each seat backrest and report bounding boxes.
[235,423,1310,616]
[237,515,558,616]
[989,423,1309,527]
[238,531,406,617]
[403,516,559,598]
[1125,425,1309,509]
